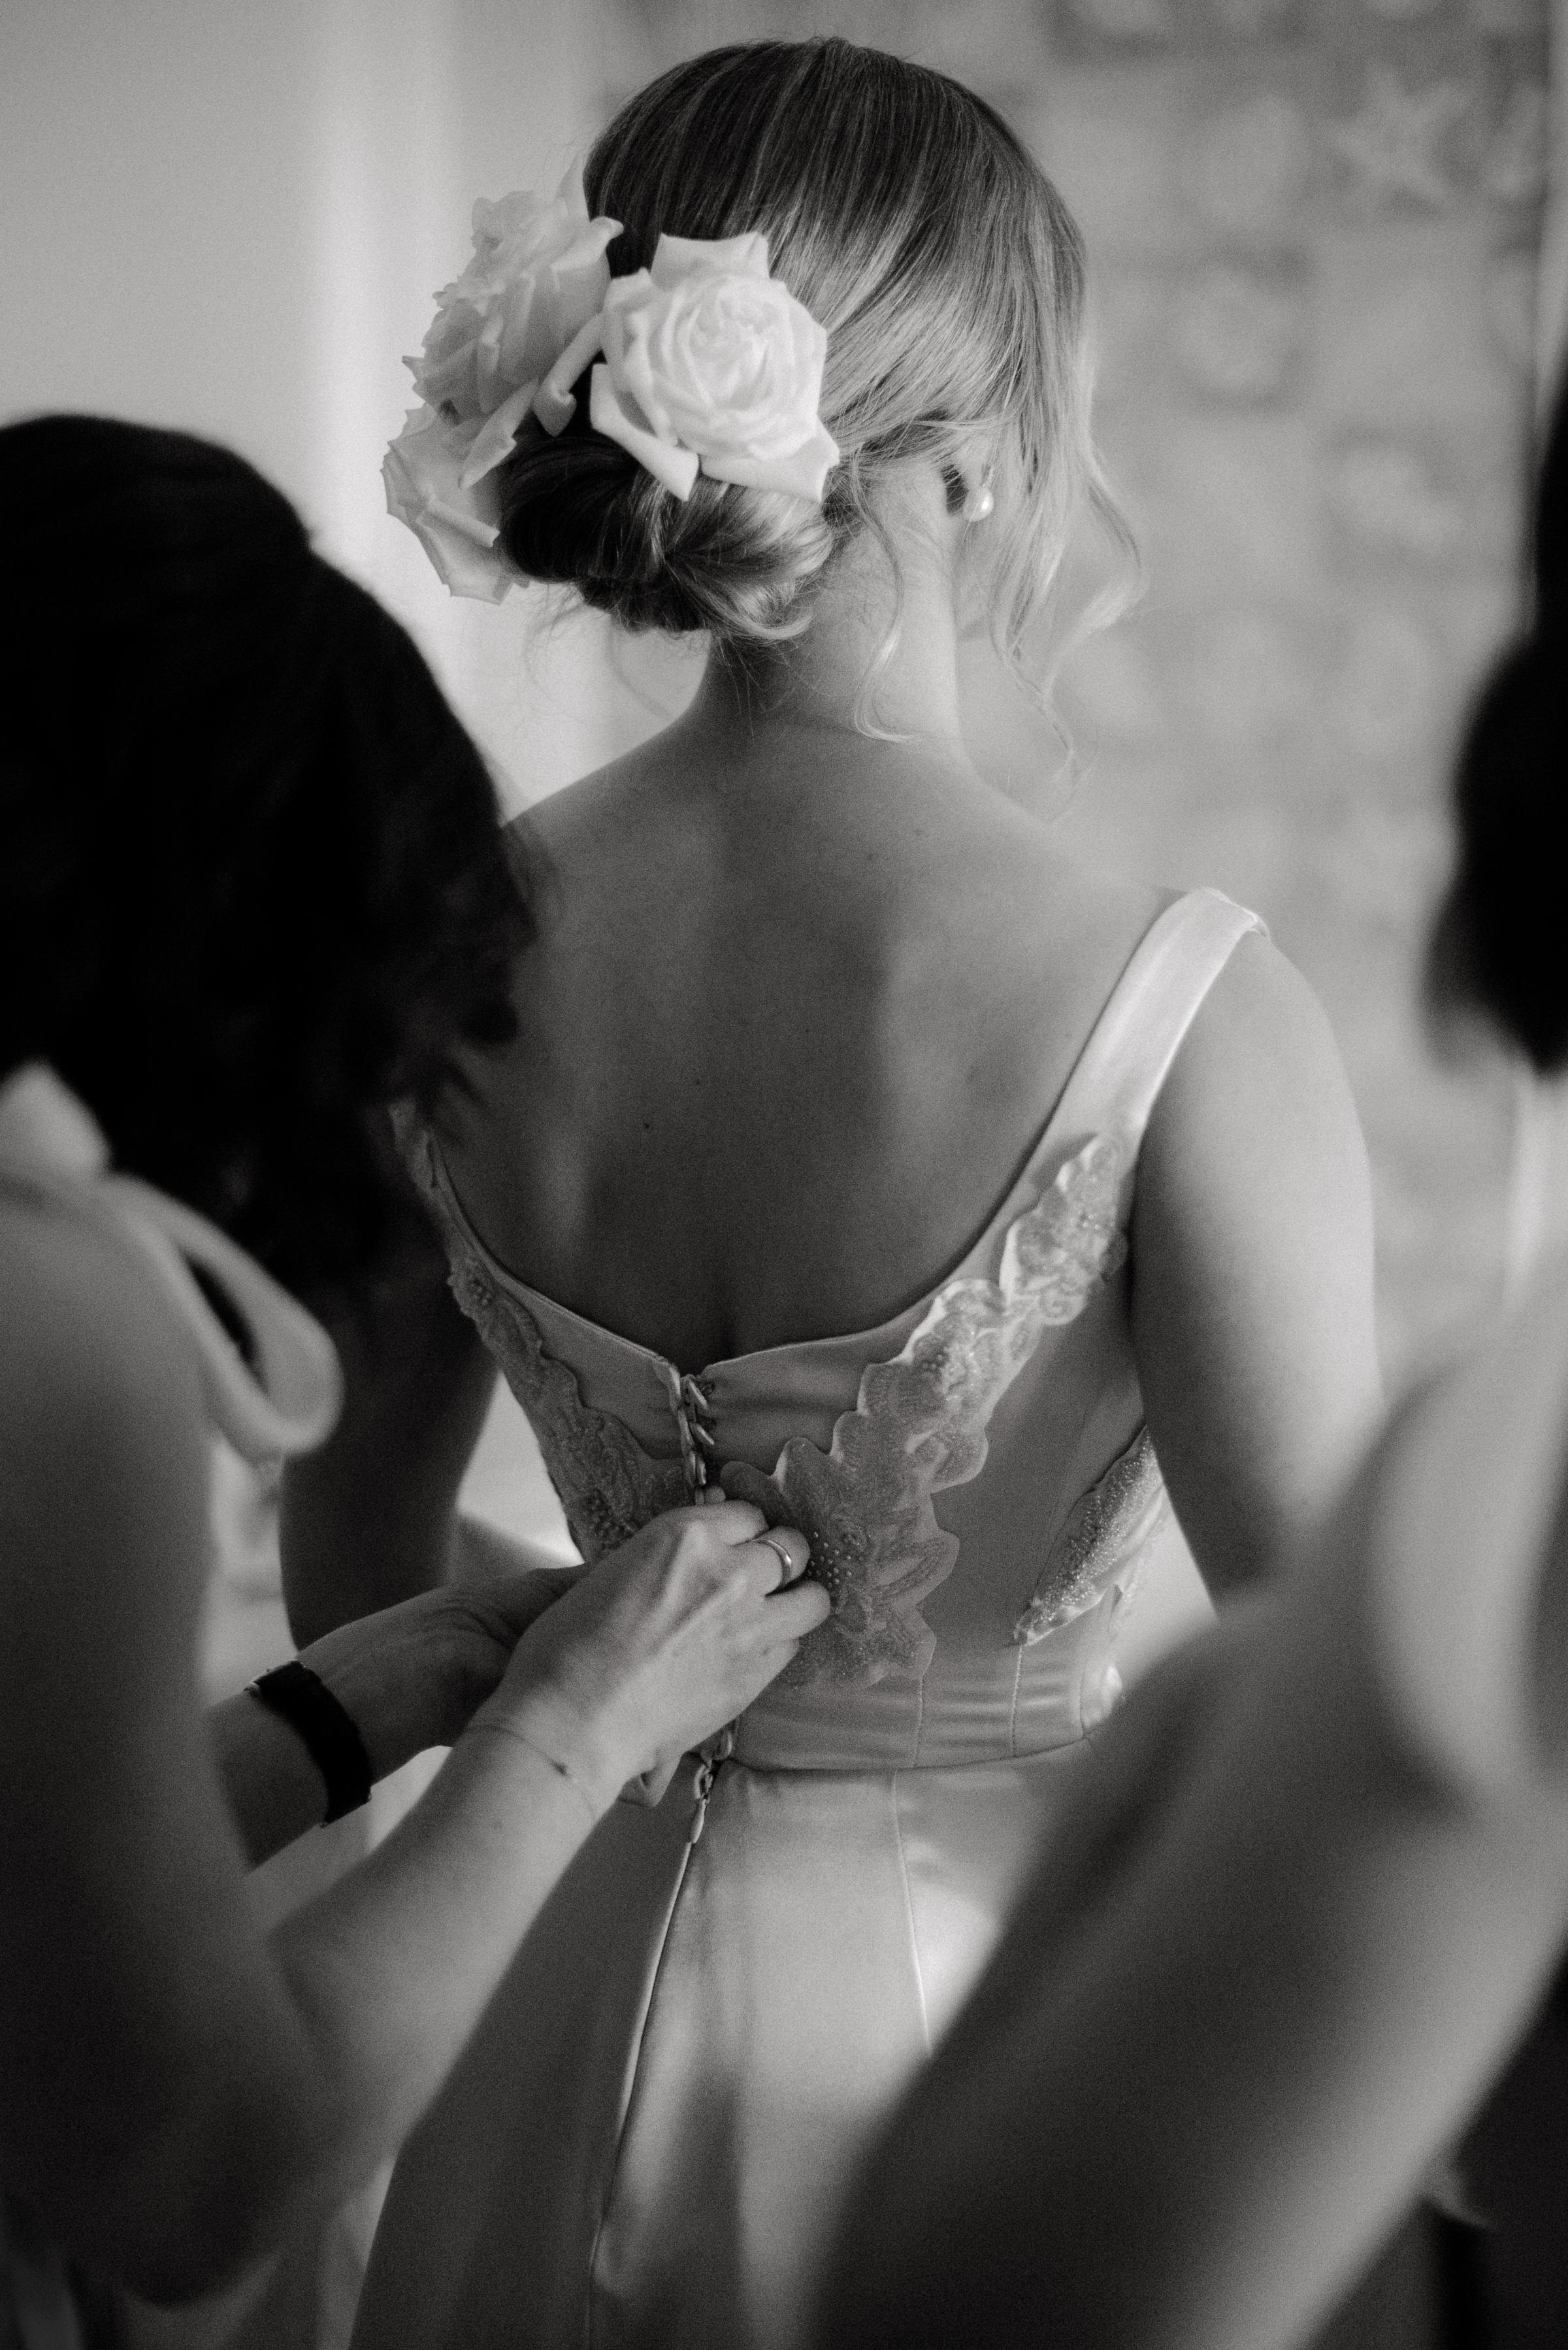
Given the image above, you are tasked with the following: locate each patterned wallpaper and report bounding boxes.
[592,0,1553,1382]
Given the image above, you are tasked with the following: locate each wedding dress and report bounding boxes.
[351,888,1262,2350]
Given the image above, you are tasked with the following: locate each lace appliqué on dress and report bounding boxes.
[1010,1423,1168,1647]
[395,1117,687,1557]
[400,1110,1142,1690]
[448,1253,689,1553]
[732,1135,1131,1690]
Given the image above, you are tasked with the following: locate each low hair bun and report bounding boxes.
[497,394,834,643]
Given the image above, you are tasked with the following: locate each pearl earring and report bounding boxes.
[962,482,994,523]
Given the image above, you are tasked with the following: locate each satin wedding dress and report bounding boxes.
[353,889,1262,2350]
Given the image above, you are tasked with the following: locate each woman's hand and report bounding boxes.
[302,1540,581,1779]
[476,1500,828,1812]
[215,1540,582,1867]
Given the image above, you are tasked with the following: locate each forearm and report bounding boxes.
[824,1540,1568,2350]
[258,1495,817,2206]
[87,1695,613,2302]
[1001,1682,1565,2349]
[263,1701,610,2211]
[10,1483,792,2297]
[209,1689,349,1867]
[212,1529,578,1867]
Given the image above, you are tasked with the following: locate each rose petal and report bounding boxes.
[532,378,578,435]
[460,379,539,488]
[589,364,698,499]
[550,255,613,342]
[474,310,510,412]
[702,417,840,503]
[553,157,591,219]
[602,277,679,442]
[384,407,512,599]
[420,491,500,550]
[551,219,621,280]
[417,335,484,417]
[534,312,606,434]
[384,405,475,514]
[651,231,770,288]
[417,509,514,602]
[494,271,543,386]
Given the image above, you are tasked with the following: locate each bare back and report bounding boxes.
[440,727,1165,1368]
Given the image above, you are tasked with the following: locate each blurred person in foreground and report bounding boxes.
[0,415,824,2342]
[816,380,1568,2350]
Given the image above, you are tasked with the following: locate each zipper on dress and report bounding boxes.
[687,1721,736,1846]
[664,1366,735,1842]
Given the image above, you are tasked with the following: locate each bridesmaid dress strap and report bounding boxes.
[1047,889,1266,1169]
[0,1063,341,1462]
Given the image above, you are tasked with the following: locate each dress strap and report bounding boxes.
[1046,890,1266,1170]
[0,1064,340,1462]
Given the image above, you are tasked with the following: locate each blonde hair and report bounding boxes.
[498,38,1134,702]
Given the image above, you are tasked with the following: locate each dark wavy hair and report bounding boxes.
[1430,376,1568,1071]
[0,415,528,1293]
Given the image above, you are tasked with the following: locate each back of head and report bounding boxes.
[0,414,525,1292]
[497,38,1124,686]
[1431,379,1568,1072]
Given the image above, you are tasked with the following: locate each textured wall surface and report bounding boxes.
[592,0,1554,1385]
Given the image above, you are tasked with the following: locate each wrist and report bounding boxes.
[246,1660,372,1824]
[298,1595,455,1781]
[473,1680,632,1818]
[459,1712,606,1826]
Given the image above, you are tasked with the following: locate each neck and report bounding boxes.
[670,512,970,767]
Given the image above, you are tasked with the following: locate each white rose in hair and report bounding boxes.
[382,405,513,602]
[590,234,840,504]
[382,163,621,603]
[414,171,620,421]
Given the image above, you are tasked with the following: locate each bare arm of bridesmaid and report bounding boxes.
[0,1202,825,2302]
[210,1555,579,1866]
[818,1276,1568,2350]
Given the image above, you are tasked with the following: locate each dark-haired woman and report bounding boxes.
[0,414,825,2340]
[327,39,1381,2350]
[815,378,1568,2350]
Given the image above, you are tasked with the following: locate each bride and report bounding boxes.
[295,36,1382,2350]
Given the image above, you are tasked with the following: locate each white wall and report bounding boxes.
[0,0,640,810]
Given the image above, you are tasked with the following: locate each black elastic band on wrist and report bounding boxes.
[247,1659,374,1824]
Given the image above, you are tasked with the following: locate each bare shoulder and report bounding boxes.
[508,736,672,858]
[1154,929,1361,1148]
[1005,836,1169,937]
[1035,853,1171,975]
[977,835,1172,1036]
[1135,923,1374,1285]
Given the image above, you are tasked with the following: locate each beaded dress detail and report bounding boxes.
[357,889,1264,2350]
